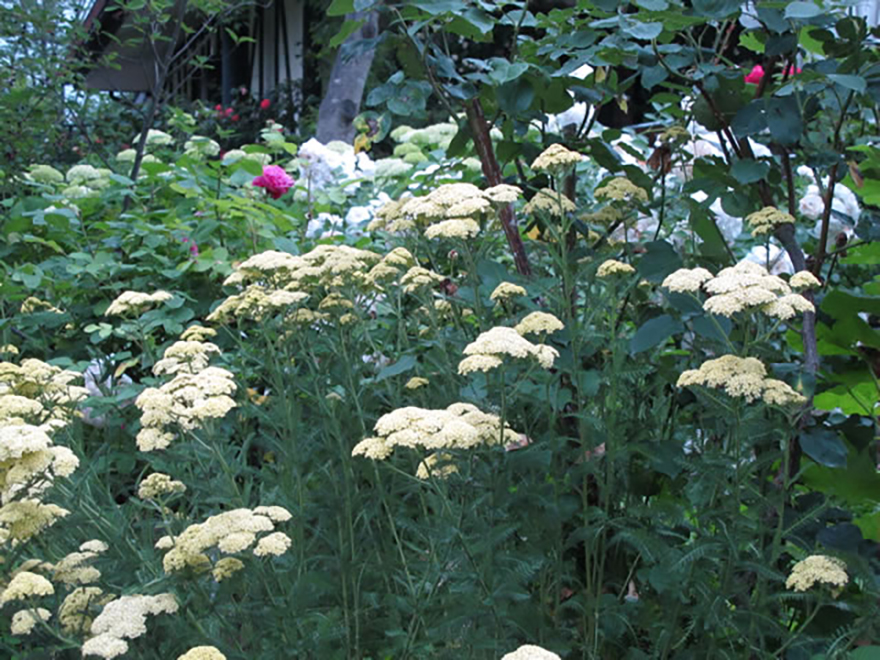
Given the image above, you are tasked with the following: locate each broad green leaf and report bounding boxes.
[375,355,417,381]
[827,74,867,92]
[730,159,770,184]
[784,1,822,19]
[326,0,354,16]
[814,380,878,416]
[841,242,880,265]
[765,97,802,145]
[329,19,364,48]
[412,0,466,14]
[739,31,765,53]
[800,427,848,468]
[630,314,684,353]
[637,241,682,282]
[496,78,535,116]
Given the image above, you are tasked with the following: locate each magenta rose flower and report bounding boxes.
[252,165,295,200]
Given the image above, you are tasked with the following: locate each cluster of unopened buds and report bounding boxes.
[181,237,199,258]
[212,97,271,122]
[214,105,240,122]
[744,63,802,85]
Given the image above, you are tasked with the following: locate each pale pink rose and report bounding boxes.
[252,165,294,200]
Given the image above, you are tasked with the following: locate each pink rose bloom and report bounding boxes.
[260,98,271,110]
[252,165,294,200]
[783,64,802,77]
[744,65,764,84]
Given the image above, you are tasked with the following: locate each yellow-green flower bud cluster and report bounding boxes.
[746,206,795,236]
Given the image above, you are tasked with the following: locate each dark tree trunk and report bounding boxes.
[316,11,379,144]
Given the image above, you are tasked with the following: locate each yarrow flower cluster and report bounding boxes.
[458,326,559,374]
[137,473,186,500]
[595,177,649,203]
[523,188,576,216]
[134,331,237,452]
[790,270,821,290]
[151,341,222,376]
[59,586,114,635]
[746,206,795,236]
[530,143,584,175]
[351,403,523,477]
[178,647,227,660]
[785,555,848,592]
[134,365,237,451]
[43,539,109,587]
[156,506,292,576]
[0,358,85,545]
[367,182,521,234]
[82,593,178,659]
[0,571,54,605]
[662,261,814,320]
[514,312,564,337]
[104,290,173,317]
[676,355,805,406]
[210,245,397,325]
[490,282,527,304]
[596,259,635,278]
[501,644,562,660]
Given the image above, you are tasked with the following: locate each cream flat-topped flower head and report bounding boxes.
[746,206,795,236]
[0,571,54,605]
[490,282,527,303]
[524,188,576,216]
[460,326,559,373]
[137,473,186,500]
[597,259,635,278]
[484,184,522,204]
[351,403,523,471]
[677,355,805,406]
[159,506,291,574]
[178,647,227,660]
[415,452,459,480]
[531,143,584,174]
[580,206,623,226]
[401,266,444,293]
[664,261,814,320]
[10,607,51,635]
[253,531,292,557]
[405,377,429,390]
[105,290,173,317]
[662,267,714,293]
[595,177,648,203]
[515,312,564,336]
[790,270,821,290]
[785,555,848,592]
[424,218,480,240]
[457,354,505,374]
[502,644,562,660]
[58,586,112,635]
[82,593,179,659]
